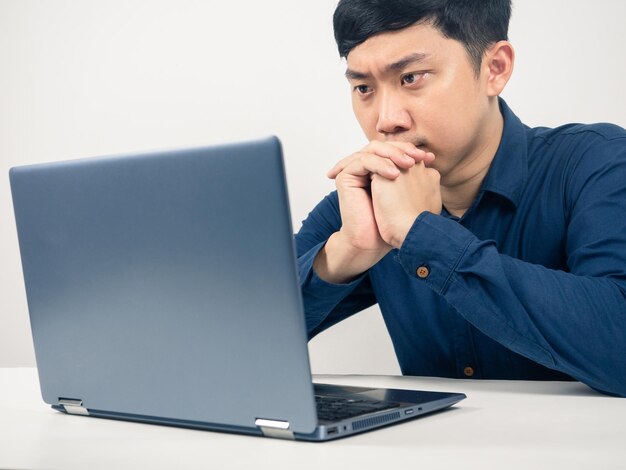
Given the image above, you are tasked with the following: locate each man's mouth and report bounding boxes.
[415,143,431,154]
[414,142,436,167]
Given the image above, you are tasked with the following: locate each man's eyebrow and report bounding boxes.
[386,52,430,72]
[344,69,370,81]
[345,52,430,81]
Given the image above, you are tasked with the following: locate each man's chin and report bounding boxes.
[425,158,445,175]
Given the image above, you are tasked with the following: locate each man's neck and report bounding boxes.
[440,104,504,218]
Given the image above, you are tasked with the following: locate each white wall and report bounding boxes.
[1,0,625,372]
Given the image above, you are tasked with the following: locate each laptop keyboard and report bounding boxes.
[315,394,400,422]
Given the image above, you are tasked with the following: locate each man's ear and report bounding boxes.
[484,41,515,97]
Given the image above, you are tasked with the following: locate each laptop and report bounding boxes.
[9,136,465,441]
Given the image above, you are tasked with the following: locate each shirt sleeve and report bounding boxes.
[396,137,626,397]
[295,191,377,338]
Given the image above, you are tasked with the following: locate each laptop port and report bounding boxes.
[327,427,338,435]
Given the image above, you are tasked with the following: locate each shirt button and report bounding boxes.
[416,266,430,279]
[464,366,475,377]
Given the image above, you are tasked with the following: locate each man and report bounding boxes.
[295,0,626,396]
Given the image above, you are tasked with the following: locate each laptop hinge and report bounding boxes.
[58,398,90,416]
[255,418,294,440]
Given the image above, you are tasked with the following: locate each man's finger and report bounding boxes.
[327,141,435,179]
[334,154,402,182]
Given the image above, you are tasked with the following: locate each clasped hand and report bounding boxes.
[328,140,442,254]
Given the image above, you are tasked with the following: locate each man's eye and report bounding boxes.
[354,84,372,95]
[401,73,424,86]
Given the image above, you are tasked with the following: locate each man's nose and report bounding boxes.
[375,92,412,136]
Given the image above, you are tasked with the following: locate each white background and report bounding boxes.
[1,0,625,372]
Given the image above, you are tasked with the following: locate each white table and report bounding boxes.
[1,368,625,469]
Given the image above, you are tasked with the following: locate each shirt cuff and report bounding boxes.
[298,241,367,329]
[396,211,475,294]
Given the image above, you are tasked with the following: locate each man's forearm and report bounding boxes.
[398,211,626,397]
[313,232,389,284]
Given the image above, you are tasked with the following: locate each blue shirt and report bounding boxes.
[295,99,626,397]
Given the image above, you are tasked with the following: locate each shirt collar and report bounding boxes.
[479,97,528,208]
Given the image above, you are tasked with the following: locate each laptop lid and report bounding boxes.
[10,136,319,434]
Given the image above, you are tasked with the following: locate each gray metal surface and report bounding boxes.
[10,137,319,434]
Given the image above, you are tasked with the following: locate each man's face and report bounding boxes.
[345,22,494,179]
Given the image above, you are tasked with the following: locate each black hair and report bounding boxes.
[333,0,512,75]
